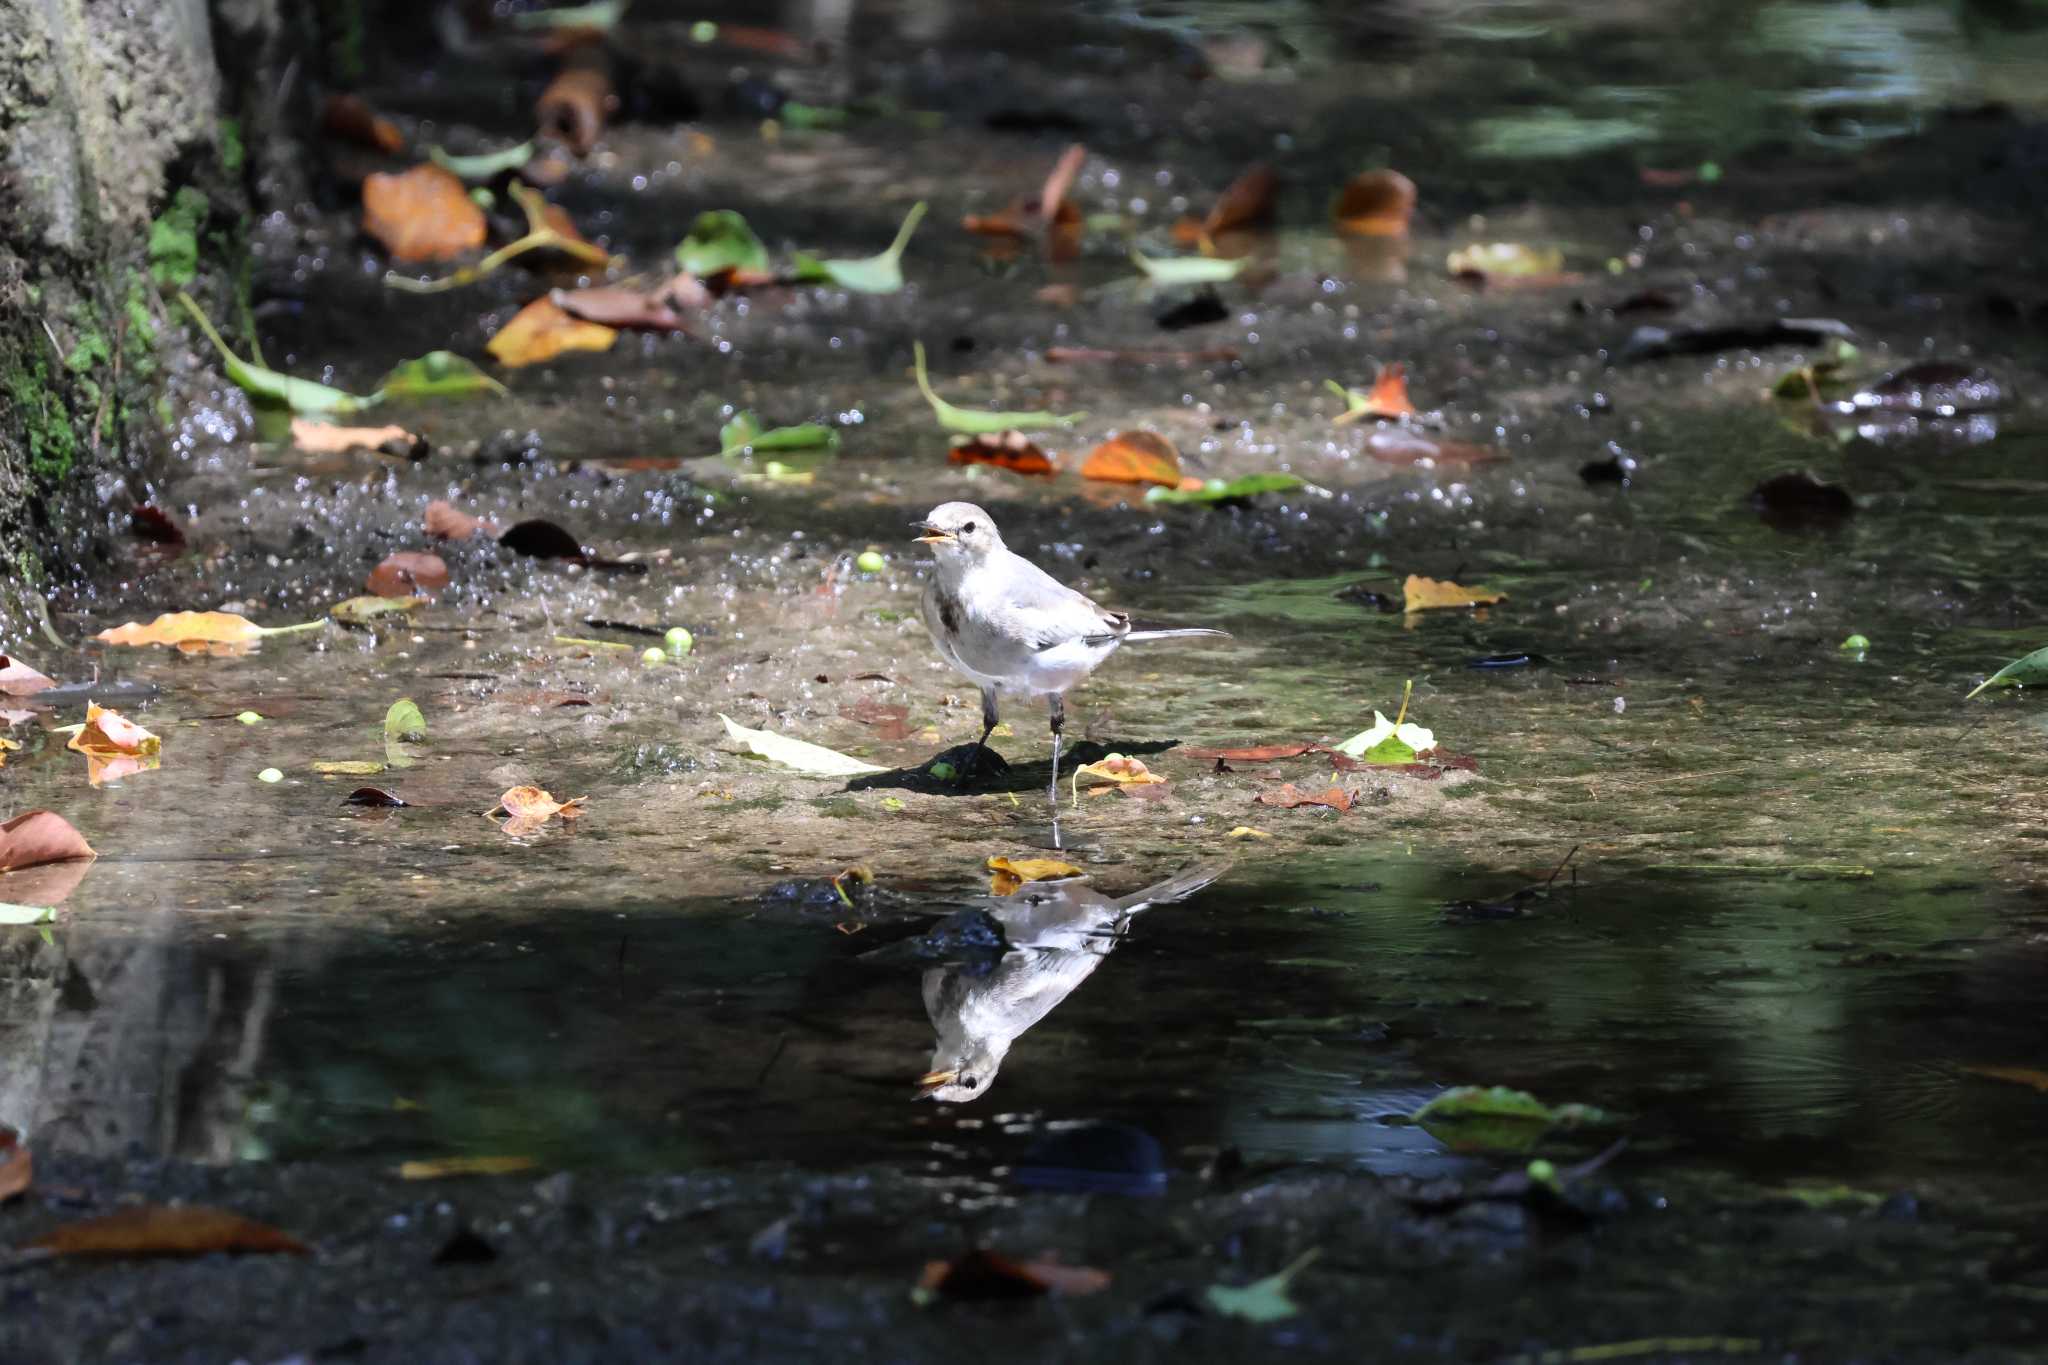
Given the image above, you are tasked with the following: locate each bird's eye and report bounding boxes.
[961,1075,979,1089]
[961,521,977,534]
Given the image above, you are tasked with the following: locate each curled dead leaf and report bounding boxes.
[988,855,1084,895]
[916,1248,1111,1301]
[493,785,586,836]
[321,93,404,154]
[0,810,98,872]
[367,551,451,599]
[550,274,708,331]
[290,418,425,458]
[536,61,616,155]
[1253,784,1356,812]
[486,297,618,369]
[424,499,498,541]
[1403,575,1507,612]
[1080,430,1182,487]
[29,1205,308,1258]
[1205,162,1278,237]
[0,655,53,698]
[362,164,487,263]
[948,431,1056,476]
[1334,169,1417,237]
[1334,365,1416,424]
[69,701,163,786]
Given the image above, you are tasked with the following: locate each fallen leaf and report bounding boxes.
[1334,711,1435,760]
[331,596,425,627]
[397,1155,540,1180]
[495,518,645,573]
[1403,575,1506,612]
[311,761,385,776]
[675,209,771,278]
[0,1127,28,1203]
[551,276,707,330]
[94,609,323,650]
[1409,1085,1608,1153]
[916,1249,1110,1302]
[427,140,534,181]
[290,418,422,457]
[719,714,887,778]
[1749,471,1853,532]
[1130,246,1248,286]
[321,93,404,154]
[1328,365,1416,424]
[1181,742,1318,762]
[792,201,928,294]
[0,902,55,925]
[1364,429,1506,468]
[949,431,1056,476]
[988,856,1085,895]
[1967,646,2048,700]
[384,698,426,743]
[367,551,450,598]
[536,60,615,155]
[719,412,840,457]
[1080,430,1182,487]
[1253,784,1356,812]
[0,811,97,872]
[1205,162,1278,237]
[176,292,376,415]
[1070,754,1165,805]
[1964,1065,2048,1093]
[1144,473,1306,505]
[424,499,498,541]
[1205,1249,1320,1322]
[1447,242,1572,288]
[362,164,487,263]
[492,785,587,837]
[68,701,160,765]
[129,505,186,546]
[375,350,508,399]
[1624,317,1852,361]
[29,1205,308,1258]
[344,786,408,807]
[1226,826,1272,839]
[486,297,617,368]
[0,655,53,698]
[914,342,1082,433]
[1333,168,1417,236]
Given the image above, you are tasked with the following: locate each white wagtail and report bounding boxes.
[914,501,1228,803]
[915,862,1227,1103]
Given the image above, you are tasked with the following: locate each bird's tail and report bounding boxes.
[1123,626,1230,642]
[1115,860,1231,913]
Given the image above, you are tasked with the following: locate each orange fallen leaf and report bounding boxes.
[96,610,262,650]
[0,654,53,698]
[321,93,404,154]
[1071,754,1166,803]
[68,701,163,787]
[29,1205,309,1258]
[536,60,615,155]
[1403,575,1507,612]
[1964,1065,2048,1094]
[397,1155,540,1180]
[1333,169,1417,237]
[988,855,1085,896]
[290,418,422,456]
[550,274,708,330]
[1333,364,1416,424]
[0,1127,29,1203]
[1181,742,1320,762]
[361,164,487,263]
[1205,162,1278,237]
[917,1249,1111,1301]
[424,499,498,541]
[1253,783,1356,812]
[948,431,1056,476]
[493,784,587,836]
[367,551,450,599]
[486,297,617,368]
[0,810,97,872]
[1080,430,1182,487]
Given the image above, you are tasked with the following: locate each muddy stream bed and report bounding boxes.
[5,2,2048,1360]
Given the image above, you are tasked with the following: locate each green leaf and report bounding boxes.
[912,341,1083,434]
[719,411,839,457]
[331,596,425,627]
[427,141,535,181]
[1840,633,1870,652]
[374,351,508,401]
[676,210,770,277]
[1968,645,2048,699]
[1359,733,1418,764]
[778,101,850,130]
[1144,473,1307,505]
[792,201,926,294]
[1203,1249,1320,1323]
[176,292,376,415]
[720,714,887,777]
[1409,1085,1608,1153]
[384,698,427,743]
[0,902,56,926]
[1130,246,1248,285]
[312,760,386,776]
[509,0,629,29]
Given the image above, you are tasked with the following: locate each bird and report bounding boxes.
[913,501,1228,805]
[914,862,1227,1103]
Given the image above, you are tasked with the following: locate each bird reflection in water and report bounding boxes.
[906,863,1226,1104]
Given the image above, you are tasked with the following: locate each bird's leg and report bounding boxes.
[1046,693,1065,807]
[957,687,1000,782]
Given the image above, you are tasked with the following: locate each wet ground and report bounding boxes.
[6,0,2048,1359]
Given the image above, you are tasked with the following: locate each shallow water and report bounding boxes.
[6,0,2048,1222]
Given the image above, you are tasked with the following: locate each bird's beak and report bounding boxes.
[913,1068,957,1099]
[912,523,953,544]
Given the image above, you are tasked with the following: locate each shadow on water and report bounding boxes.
[6,852,2044,1201]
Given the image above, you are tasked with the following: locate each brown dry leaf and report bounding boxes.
[840,698,913,742]
[917,1249,1110,1301]
[95,610,267,650]
[1403,575,1507,612]
[321,93,404,154]
[1181,742,1319,762]
[988,856,1085,896]
[1366,430,1507,468]
[1253,783,1356,812]
[486,297,618,369]
[1965,1065,2048,1094]
[493,785,586,836]
[424,499,498,541]
[1072,755,1165,796]
[948,431,1056,476]
[68,701,163,785]
[398,1155,540,1180]
[550,274,707,331]
[0,810,98,872]
[29,1205,309,1258]
[290,418,422,456]
[1206,163,1278,237]
[1080,430,1182,487]
[536,62,616,155]
[0,1126,29,1203]
[367,551,451,599]
[362,164,487,263]
[0,654,53,698]
[1333,169,1417,237]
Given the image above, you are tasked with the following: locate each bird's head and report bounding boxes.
[914,1041,1007,1104]
[914,502,1003,564]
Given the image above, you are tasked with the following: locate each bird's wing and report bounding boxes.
[985,551,1128,652]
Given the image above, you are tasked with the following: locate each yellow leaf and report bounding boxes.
[68,702,162,786]
[397,1155,539,1180]
[1226,826,1273,839]
[988,855,1084,895]
[95,610,262,649]
[1402,574,1506,612]
[486,298,616,369]
[311,760,386,776]
[290,418,420,454]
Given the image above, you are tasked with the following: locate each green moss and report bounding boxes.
[218,117,245,176]
[65,329,110,374]
[7,355,80,480]
[330,0,366,83]
[147,187,209,287]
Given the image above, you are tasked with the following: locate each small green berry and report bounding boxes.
[1526,1158,1557,1185]
[690,19,717,42]
[664,626,694,657]
[1840,633,1870,652]
[929,761,957,781]
[258,767,284,783]
[641,647,667,666]
[856,550,886,574]
[236,711,262,726]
